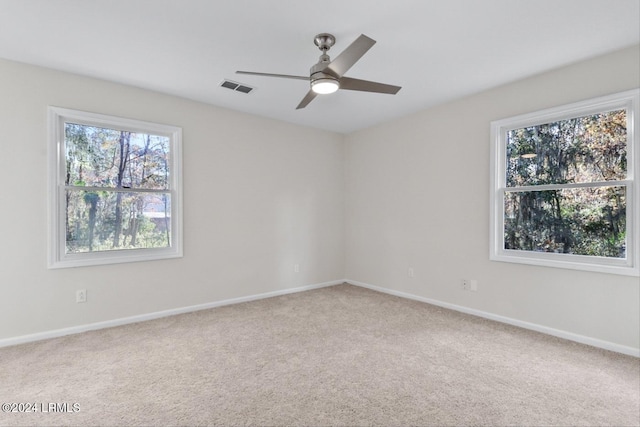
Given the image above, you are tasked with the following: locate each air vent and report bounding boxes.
[220,79,255,94]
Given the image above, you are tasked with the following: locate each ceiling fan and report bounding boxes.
[236,33,401,109]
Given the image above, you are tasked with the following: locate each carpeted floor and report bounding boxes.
[0,284,638,426]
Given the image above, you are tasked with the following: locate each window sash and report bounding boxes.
[65,185,171,194]
[497,184,631,263]
[502,180,631,193]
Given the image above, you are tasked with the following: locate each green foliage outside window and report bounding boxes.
[64,123,171,253]
[504,110,627,258]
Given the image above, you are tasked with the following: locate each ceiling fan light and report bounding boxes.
[311,78,339,94]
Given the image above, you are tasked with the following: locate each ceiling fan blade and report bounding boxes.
[236,71,309,81]
[296,90,318,109]
[325,34,376,77]
[339,77,401,94]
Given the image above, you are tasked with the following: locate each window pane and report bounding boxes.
[66,190,171,253]
[506,110,627,187]
[504,186,626,258]
[65,123,170,190]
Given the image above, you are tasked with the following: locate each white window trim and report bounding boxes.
[490,89,640,276]
[48,106,183,268]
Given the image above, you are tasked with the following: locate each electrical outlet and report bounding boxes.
[294,264,300,273]
[76,289,87,303]
[470,280,478,291]
[461,279,470,291]
[408,267,415,278]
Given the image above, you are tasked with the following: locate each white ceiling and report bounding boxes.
[1,0,638,134]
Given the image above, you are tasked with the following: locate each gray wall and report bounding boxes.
[0,59,345,339]
[345,45,640,351]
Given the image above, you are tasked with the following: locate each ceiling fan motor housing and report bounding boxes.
[310,65,339,94]
[310,50,339,93]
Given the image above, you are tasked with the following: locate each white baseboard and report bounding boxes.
[0,279,343,349]
[346,279,640,358]
[4,278,637,358]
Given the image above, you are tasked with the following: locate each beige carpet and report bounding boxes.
[0,284,638,426]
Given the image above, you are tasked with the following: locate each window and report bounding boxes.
[48,107,182,268]
[490,90,639,276]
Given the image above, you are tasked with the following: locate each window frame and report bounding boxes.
[48,106,183,269]
[490,89,639,276]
